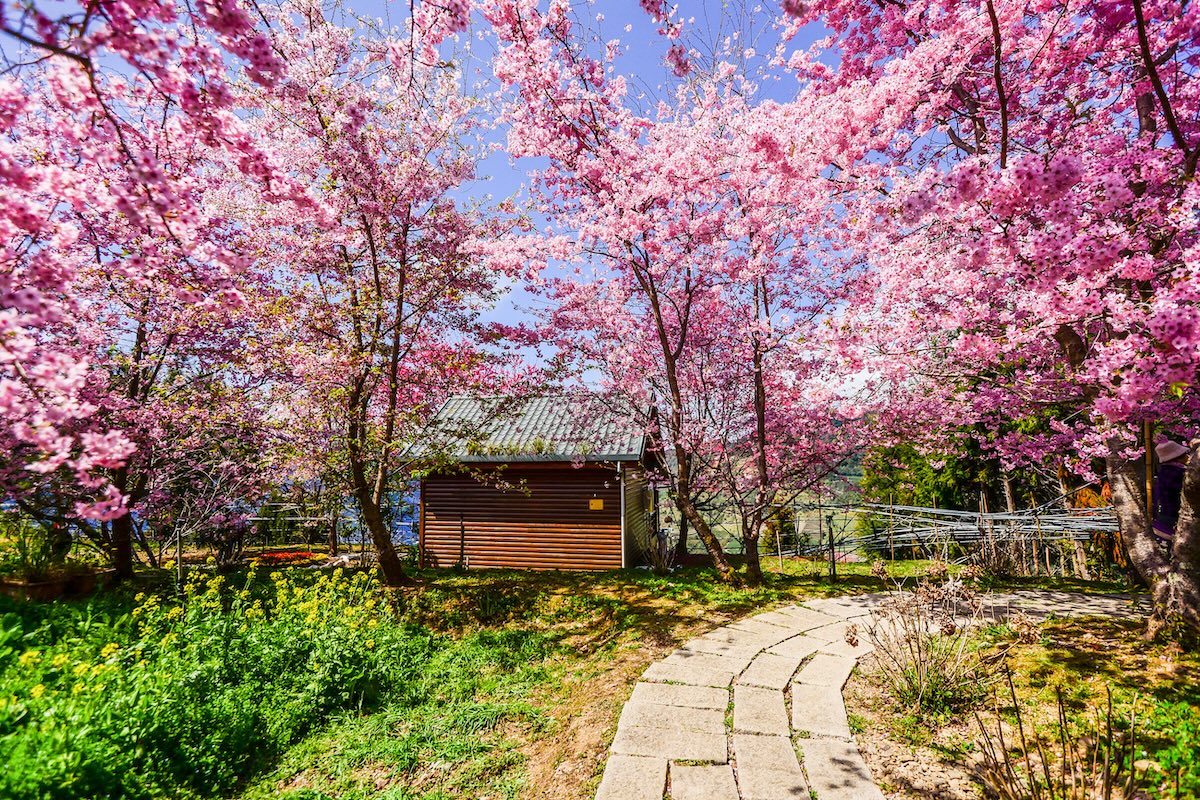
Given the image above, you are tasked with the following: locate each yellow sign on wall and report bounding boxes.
[589,498,604,511]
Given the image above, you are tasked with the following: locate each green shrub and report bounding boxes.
[1143,699,1200,799]
[0,567,439,799]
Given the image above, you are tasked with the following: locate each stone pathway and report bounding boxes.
[595,591,1147,800]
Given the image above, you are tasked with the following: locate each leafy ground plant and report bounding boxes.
[0,566,473,799]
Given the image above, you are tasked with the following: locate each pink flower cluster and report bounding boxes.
[666,44,691,78]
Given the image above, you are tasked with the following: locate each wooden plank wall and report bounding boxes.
[420,464,623,570]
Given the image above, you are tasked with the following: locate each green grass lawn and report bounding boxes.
[0,558,1145,799]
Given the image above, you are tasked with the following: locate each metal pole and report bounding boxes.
[827,511,837,582]
[793,497,800,557]
[1144,419,1154,532]
[776,504,784,573]
[458,511,466,569]
[816,492,823,576]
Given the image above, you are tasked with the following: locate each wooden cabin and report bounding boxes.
[418,396,658,570]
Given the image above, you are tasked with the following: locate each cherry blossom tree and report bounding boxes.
[1,0,302,577]
[772,0,1199,632]
[483,2,868,585]
[237,0,522,585]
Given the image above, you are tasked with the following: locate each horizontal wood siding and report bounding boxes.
[421,465,623,570]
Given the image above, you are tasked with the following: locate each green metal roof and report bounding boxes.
[428,395,647,463]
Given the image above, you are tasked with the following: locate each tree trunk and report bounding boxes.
[110,467,135,580]
[1106,440,1200,637]
[678,493,739,585]
[353,486,409,586]
[742,277,772,589]
[347,382,410,587]
[743,534,763,586]
[674,513,689,560]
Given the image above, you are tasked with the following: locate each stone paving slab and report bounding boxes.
[751,609,819,629]
[595,754,668,800]
[802,596,884,618]
[794,653,856,689]
[773,605,843,629]
[803,620,855,643]
[791,682,851,739]
[642,661,736,688]
[765,634,823,661]
[670,764,740,800]
[619,700,726,734]
[817,637,875,659]
[982,591,1148,621]
[682,637,765,661]
[644,650,750,687]
[732,686,789,735]
[699,627,777,648]
[732,734,809,800]
[610,724,728,762]
[799,737,886,800]
[629,681,729,710]
[736,652,805,690]
[725,618,801,644]
[661,648,756,673]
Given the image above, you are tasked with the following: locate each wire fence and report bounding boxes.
[686,499,1119,578]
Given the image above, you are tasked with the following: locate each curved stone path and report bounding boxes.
[595,591,1148,800]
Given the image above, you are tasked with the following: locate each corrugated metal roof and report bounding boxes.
[428,395,646,463]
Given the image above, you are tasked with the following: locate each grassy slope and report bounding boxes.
[0,559,1142,800]
[237,560,1133,800]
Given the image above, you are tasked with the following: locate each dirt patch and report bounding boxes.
[521,647,656,799]
[520,588,752,799]
[845,656,983,800]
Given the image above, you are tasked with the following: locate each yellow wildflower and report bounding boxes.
[17,650,41,668]
[365,639,375,649]
[51,653,69,669]
[73,663,89,677]
[166,606,183,621]
[29,684,45,699]
[99,643,120,659]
